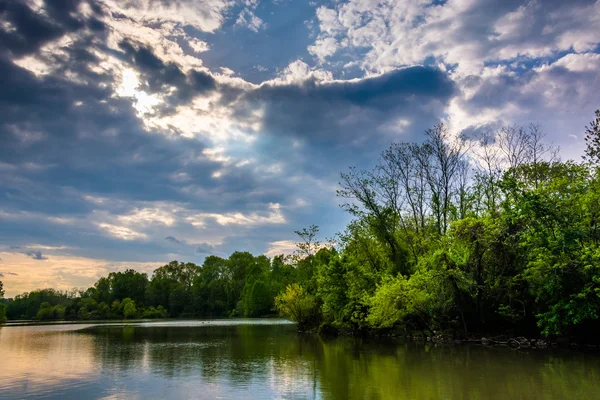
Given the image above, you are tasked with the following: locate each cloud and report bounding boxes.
[265,240,297,257]
[97,223,148,241]
[308,37,340,62]
[102,0,234,33]
[164,236,214,255]
[165,236,185,246]
[234,65,456,177]
[240,64,455,146]
[235,9,265,32]
[186,203,286,227]
[306,0,599,159]
[309,0,600,74]
[0,0,597,293]
[195,244,215,254]
[25,250,48,260]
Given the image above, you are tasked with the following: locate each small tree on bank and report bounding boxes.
[122,298,137,319]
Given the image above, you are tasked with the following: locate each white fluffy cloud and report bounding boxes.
[102,0,235,33]
[309,0,600,74]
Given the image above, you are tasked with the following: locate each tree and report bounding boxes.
[294,225,321,260]
[78,297,98,320]
[147,261,200,316]
[339,166,408,274]
[122,298,137,319]
[193,256,229,317]
[36,302,56,320]
[142,305,168,319]
[5,288,73,320]
[243,279,272,317]
[275,284,320,330]
[420,123,469,235]
[366,276,410,329]
[109,269,149,305]
[584,109,600,164]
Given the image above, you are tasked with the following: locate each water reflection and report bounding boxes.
[1,321,600,399]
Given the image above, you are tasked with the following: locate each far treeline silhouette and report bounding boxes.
[2,110,600,342]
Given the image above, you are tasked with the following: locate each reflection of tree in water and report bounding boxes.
[80,325,600,400]
[314,338,600,400]
[82,324,317,384]
[86,326,147,373]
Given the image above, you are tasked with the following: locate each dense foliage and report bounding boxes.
[3,255,296,322]
[3,111,600,342]
[276,112,600,341]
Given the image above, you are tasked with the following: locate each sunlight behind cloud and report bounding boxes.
[115,69,162,116]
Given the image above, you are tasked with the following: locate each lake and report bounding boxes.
[0,319,599,399]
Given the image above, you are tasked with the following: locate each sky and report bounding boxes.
[0,0,599,297]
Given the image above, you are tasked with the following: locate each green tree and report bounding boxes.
[275,284,320,330]
[111,300,122,318]
[122,298,137,319]
[6,288,73,320]
[243,279,272,317]
[584,109,600,164]
[142,305,168,319]
[109,269,148,305]
[147,261,200,316]
[34,302,66,320]
[193,256,230,317]
[77,297,98,320]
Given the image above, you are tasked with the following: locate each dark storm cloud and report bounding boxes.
[0,54,198,208]
[0,0,105,57]
[246,66,455,141]
[230,66,456,179]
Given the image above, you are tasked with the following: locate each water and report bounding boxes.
[1,320,599,399]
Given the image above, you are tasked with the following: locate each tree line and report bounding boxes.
[0,253,296,321]
[2,109,600,341]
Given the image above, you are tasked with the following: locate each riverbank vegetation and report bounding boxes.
[279,110,600,341]
[1,253,296,321]
[2,110,600,343]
